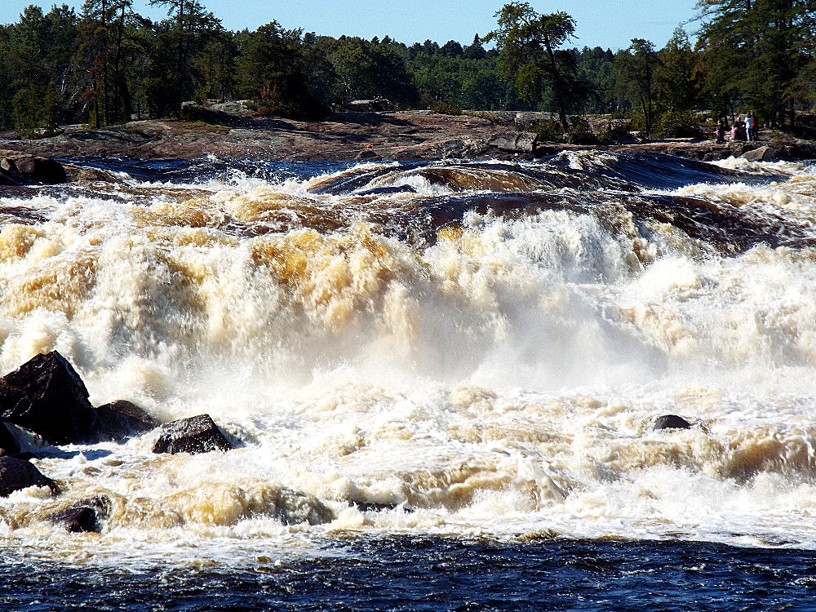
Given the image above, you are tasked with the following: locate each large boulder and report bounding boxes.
[152,414,233,455]
[89,400,160,443]
[0,154,67,185]
[49,496,111,533]
[0,351,95,445]
[488,131,538,154]
[0,456,59,497]
[742,146,780,162]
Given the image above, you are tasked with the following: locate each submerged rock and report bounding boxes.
[272,488,335,525]
[151,414,233,455]
[49,495,111,533]
[0,456,59,497]
[653,414,693,431]
[0,351,95,445]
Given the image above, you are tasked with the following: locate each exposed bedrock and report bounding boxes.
[0,152,67,185]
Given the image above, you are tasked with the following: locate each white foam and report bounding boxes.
[2,159,816,562]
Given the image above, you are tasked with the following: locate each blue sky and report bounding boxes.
[2,1,700,50]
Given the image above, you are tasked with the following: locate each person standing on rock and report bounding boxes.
[746,112,755,141]
[715,119,726,143]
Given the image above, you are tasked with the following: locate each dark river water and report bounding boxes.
[5,537,816,610]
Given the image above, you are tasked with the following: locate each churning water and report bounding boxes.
[1,151,816,608]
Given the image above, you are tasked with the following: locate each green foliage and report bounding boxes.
[486,2,587,130]
[565,117,599,144]
[408,49,515,111]
[791,112,816,139]
[12,87,43,138]
[529,115,600,144]
[654,110,704,139]
[236,21,327,119]
[594,118,633,143]
[193,32,238,102]
[577,46,616,113]
[613,38,661,136]
[656,28,700,112]
[696,0,816,127]
[430,100,462,115]
[318,36,419,108]
[529,119,564,142]
[0,27,14,129]
[0,0,813,133]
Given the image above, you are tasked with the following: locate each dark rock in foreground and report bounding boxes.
[0,422,20,456]
[152,414,233,455]
[0,153,67,185]
[0,352,157,445]
[653,415,693,431]
[0,351,95,445]
[0,456,59,497]
[91,400,160,443]
[49,495,111,533]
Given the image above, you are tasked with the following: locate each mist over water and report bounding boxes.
[2,152,816,581]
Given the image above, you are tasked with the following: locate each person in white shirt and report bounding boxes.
[746,112,755,141]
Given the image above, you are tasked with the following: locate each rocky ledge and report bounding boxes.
[1,111,813,179]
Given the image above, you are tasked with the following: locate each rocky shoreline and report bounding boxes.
[1,110,814,186]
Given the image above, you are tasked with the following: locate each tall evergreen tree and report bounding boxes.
[147,0,220,114]
[486,2,584,131]
[614,39,661,135]
[696,0,816,126]
[77,0,134,126]
[7,5,78,134]
[656,28,700,112]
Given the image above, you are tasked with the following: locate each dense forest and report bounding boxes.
[1,0,815,138]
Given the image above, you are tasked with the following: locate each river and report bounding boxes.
[1,151,815,608]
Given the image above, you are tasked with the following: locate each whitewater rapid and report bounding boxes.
[1,152,816,565]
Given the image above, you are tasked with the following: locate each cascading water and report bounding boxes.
[1,152,816,606]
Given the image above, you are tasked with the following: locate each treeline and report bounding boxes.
[1,1,815,138]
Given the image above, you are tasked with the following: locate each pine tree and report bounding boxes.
[77,0,134,126]
[148,0,220,114]
[614,39,661,136]
[696,0,816,126]
[486,2,583,131]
